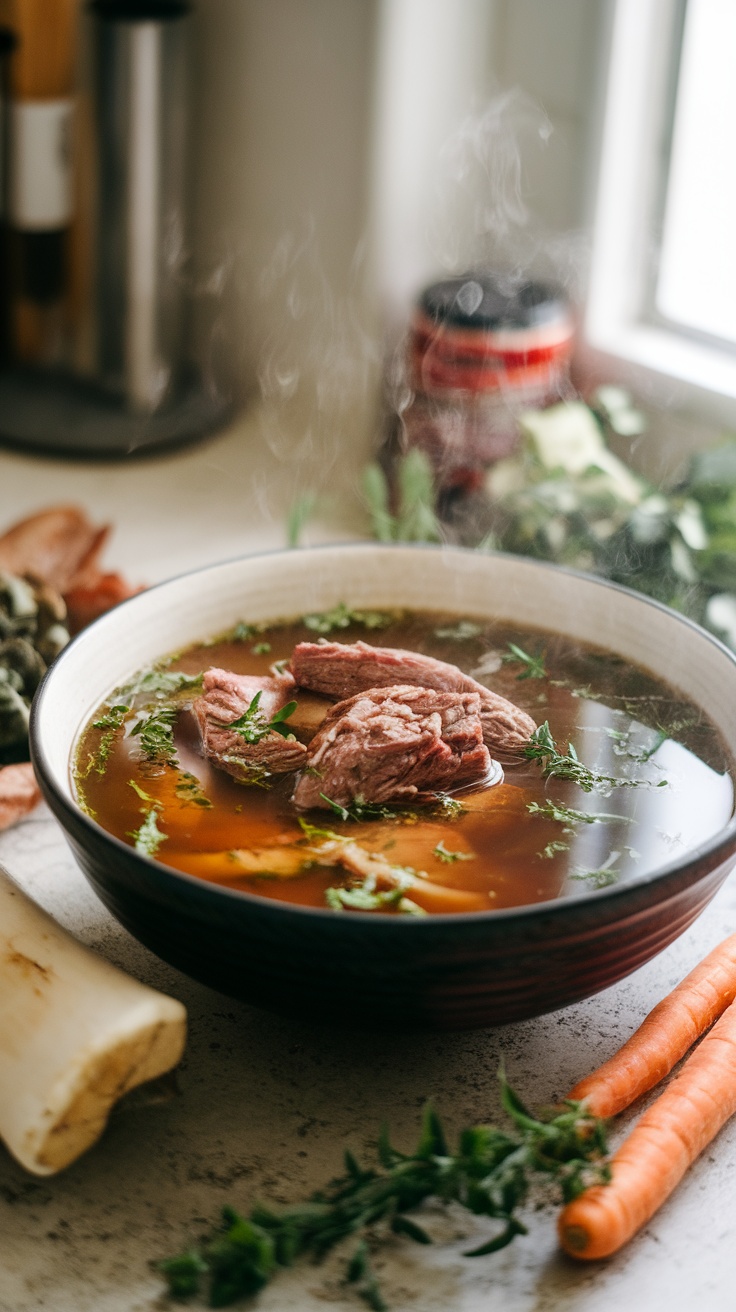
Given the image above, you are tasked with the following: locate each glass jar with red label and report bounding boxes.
[389,273,575,494]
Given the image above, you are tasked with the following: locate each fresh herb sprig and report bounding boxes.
[88,703,130,775]
[320,793,407,823]
[130,704,179,767]
[523,722,659,794]
[302,604,395,635]
[526,801,629,827]
[156,1075,609,1310]
[126,780,167,857]
[433,841,475,863]
[502,643,548,680]
[229,692,298,744]
[115,668,203,701]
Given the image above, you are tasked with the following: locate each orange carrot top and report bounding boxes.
[567,932,736,1118]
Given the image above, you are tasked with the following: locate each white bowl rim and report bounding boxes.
[30,541,736,925]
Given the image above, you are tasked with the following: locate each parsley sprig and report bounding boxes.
[229,692,298,744]
[157,1075,609,1310]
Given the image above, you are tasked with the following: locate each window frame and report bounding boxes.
[580,0,736,428]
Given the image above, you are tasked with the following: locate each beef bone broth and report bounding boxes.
[73,610,735,916]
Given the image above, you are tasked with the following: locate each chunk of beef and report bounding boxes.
[193,667,306,782]
[290,640,535,757]
[292,684,492,810]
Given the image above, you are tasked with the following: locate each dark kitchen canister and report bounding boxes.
[390,273,575,494]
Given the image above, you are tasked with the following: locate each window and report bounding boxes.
[583,0,736,423]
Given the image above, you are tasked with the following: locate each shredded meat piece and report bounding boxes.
[292,683,492,810]
[193,667,306,782]
[290,639,536,757]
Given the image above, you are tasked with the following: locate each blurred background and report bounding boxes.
[0,0,734,610]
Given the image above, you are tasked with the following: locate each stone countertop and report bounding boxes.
[2,416,736,1312]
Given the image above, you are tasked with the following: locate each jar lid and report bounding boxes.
[419,275,567,333]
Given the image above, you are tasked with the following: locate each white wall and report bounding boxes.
[187,0,606,429]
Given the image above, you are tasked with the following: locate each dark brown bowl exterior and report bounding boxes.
[29,545,736,1030]
[38,781,736,1030]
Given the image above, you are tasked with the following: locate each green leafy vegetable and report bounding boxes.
[156,1075,609,1310]
[433,841,475,864]
[251,642,271,655]
[362,450,442,545]
[228,692,298,744]
[502,643,548,681]
[287,492,320,549]
[302,603,395,635]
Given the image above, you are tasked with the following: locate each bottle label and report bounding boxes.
[9,99,74,230]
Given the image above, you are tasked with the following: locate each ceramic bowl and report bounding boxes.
[31,544,736,1029]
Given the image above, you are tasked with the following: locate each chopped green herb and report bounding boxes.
[229,692,298,744]
[571,866,620,889]
[523,722,656,794]
[298,817,344,844]
[251,642,272,655]
[115,669,202,701]
[92,703,130,731]
[174,772,213,808]
[538,839,570,860]
[526,801,629,827]
[319,793,409,823]
[127,807,167,858]
[156,1074,609,1310]
[220,757,273,788]
[434,621,483,641]
[88,703,130,775]
[232,621,261,642]
[502,643,548,680]
[130,704,179,766]
[302,603,395,635]
[429,792,467,820]
[271,658,290,675]
[433,841,475,863]
[127,779,159,806]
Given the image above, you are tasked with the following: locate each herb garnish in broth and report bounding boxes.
[523,722,665,793]
[74,610,735,914]
[502,643,548,680]
[302,604,396,634]
[228,691,298,744]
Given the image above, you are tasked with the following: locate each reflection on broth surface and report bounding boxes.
[73,611,735,915]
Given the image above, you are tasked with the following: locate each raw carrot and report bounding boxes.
[559,994,736,1259]
[567,932,736,1117]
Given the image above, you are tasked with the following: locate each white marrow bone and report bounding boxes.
[0,864,186,1175]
